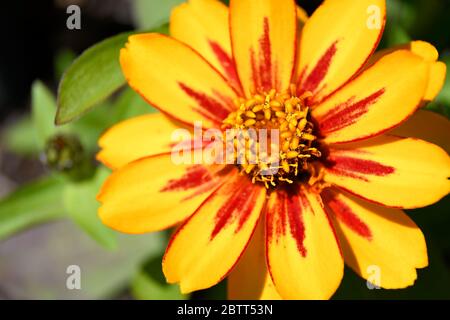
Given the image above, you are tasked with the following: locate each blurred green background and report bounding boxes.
[0,0,449,299]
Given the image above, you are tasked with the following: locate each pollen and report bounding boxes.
[222,85,323,188]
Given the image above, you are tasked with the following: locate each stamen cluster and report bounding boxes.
[222,85,322,188]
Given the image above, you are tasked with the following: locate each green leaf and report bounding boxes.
[31,80,58,148]
[0,176,66,240]
[56,32,133,125]
[56,25,168,126]
[131,255,187,300]
[133,0,183,30]
[63,166,117,249]
[3,116,40,155]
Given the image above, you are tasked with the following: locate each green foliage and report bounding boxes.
[3,116,40,155]
[55,32,133,125]
[63,167,117,249]
[133,0,183,30]
[32,81,59,148]
[0,176,66,241]
[55,25,167,126]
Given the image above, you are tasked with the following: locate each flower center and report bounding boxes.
[222,85,324,189]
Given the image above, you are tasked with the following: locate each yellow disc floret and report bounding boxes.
[222,85,323,188]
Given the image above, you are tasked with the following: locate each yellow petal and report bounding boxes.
[98,153,231,233]
[408,40,439,62]
[324,135,450,209]
[391,109,450,154]
[292,6,308,84]
[296,0,386,104]
[170,0,243,94]
[163,173,266,293]
[312,50,429,144]
[97,113,185,169]
[266,186,343,299]
[423,61,446,103]
[120,33,238,129]
[227,218,281,300]
[323,188,428,289]
[366,41,446,104]
[368,41,439,66]
[230,0,297,96]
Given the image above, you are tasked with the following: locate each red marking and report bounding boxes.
[318,89,385,135]
[160,165,213,193]
[322,190,372,240]
[208,40,242,94]
[178,82,232,123]
[325,153,395,181]
[267,187,307,257]
[249,17,276,92]
[288,190,308,257]
[298,41,339,97]
[210,177,260,240]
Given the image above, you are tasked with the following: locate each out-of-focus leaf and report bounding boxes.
[384,25,411,47]
[31,81,59,148]
[386,0,416,32]
[112,87,156,121]
[133,0,182,30]
[0,176,66,241]
[54,48,77,80]
[56,32,133,125]
[2,116,40,155]
[132,255,186,300]
[0,220,166,299]
[63,166,116,249]
[68,101,115,152]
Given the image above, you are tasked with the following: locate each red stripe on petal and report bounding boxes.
[249,17,278,93]
[267,187,308,257]
[318,89,385,135]
[210,178,261,240]
[208,40,242,94]
[325,152,395,181]
[259,17,272,91]
[298,41,339,98]
[288,190,308,257]
[178,82,233,123]
[322,190,372,240]
[160,165,213,192]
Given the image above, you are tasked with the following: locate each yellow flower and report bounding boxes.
[97,0,450,299]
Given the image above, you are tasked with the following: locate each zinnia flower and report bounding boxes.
[97,0,450,299]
